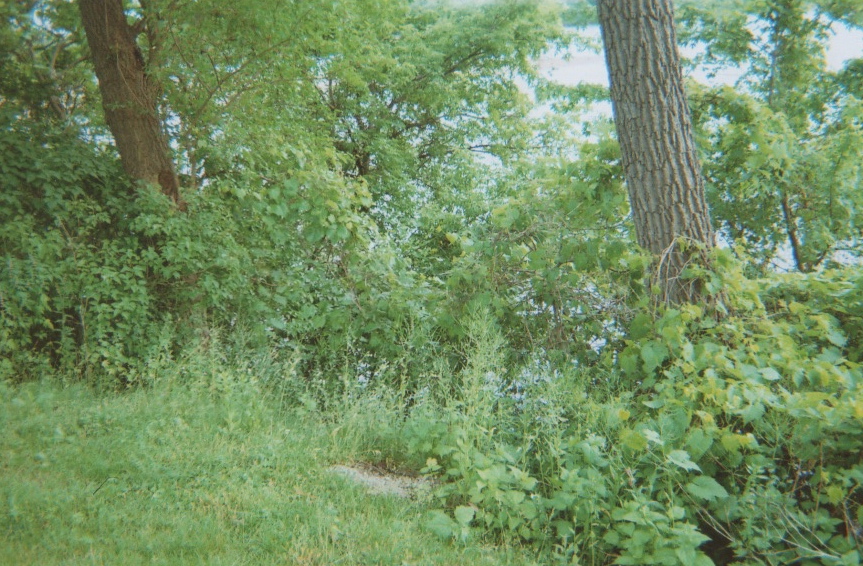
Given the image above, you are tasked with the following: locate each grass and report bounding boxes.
[0,374,540,565]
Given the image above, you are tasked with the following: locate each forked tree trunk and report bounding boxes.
[597,0,714,304]
[79,0,183,208]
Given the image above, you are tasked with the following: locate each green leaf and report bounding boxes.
[759,367,781,381]
[642,429,663,446]
[740,402,765,424]
[789,302,807,315]
[620,346,641,376]
[454,505,475,526]
[552,519,575,539]
[629,313,654,340]
[640,340,669,373]
[827,327,848,347]
[425,510,456,539]
[676,546,697,565]
[686,476,728,502]
[667,449,701,472]
[620,428,648,451]
[686,428,713,460]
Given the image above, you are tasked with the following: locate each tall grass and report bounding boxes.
[0,344,543,565]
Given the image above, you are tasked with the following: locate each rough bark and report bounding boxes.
[78,0,183,208]
[597,0,715,303]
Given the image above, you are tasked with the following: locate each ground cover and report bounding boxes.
[0,377,538,565]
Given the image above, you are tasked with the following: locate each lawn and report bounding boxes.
[0,377,537,565]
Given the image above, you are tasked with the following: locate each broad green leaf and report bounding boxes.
[629,313,654,340]
[425,510,456,539]
[642,429,663,446]
[667,449,701,472]
[686,428,713,460]
[759,367,781,381]
[686,476,728,502]
[620,428,648,451]
[454,505,475,526]
[640,340,669,373]
[740,402,765,424]
[827,327,848,347]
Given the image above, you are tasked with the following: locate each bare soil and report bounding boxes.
[329,463,436,498]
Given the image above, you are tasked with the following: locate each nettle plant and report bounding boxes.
[403,257,863,565]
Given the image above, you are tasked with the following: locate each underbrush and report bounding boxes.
[329,268,863,565]
[4,257,862,565]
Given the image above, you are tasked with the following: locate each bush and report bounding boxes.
[0,115,270,383]
[392,261,863,565]
[0,116,154,381]
[0,113,450,391]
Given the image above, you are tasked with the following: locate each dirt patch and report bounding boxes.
[329,464,436,498]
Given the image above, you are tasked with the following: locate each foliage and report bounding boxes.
[561,0,598,27]
[0,115,152,381]
[3,0,863,564]
[148,0,565,236]
[2,0,595,389]
[0,108,443,387]
[0,1,94,122]
[415,132,644,367]
[392,260,863,565]
[681,0,863,272]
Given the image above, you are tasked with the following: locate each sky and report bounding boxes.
[540,19,863,87]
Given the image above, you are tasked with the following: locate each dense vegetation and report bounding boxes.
[2,0,862,564]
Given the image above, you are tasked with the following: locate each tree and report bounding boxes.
[597,0,715,303]
[0,2,91,122]
[681,0,863,273]
[78,0,183,208]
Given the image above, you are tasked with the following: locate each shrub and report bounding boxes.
[399,260,863,565]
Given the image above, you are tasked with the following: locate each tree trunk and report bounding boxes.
[78,0,183,208]
[597,0,714,304]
